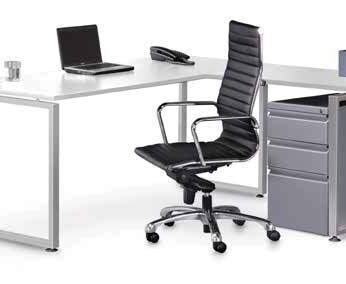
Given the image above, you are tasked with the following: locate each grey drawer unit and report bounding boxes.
[268,142,328,174]
[267,95,328,115]
[268,171,329,235]
[268,114,328,144]
[267,93,346,239]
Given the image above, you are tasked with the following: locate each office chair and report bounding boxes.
[135,20,280,253]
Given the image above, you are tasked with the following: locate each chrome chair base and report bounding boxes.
[145,196,280,253]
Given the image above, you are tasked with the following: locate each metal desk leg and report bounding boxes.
[328,94,346,242]
[213,81,269,196]
[258,81,268,196]
[175,80,268,196]
[178,82,188,142]
[0,96,59,251]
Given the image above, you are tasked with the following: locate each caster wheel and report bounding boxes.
[146,232,159,243]
[45,248,58,252]
[329,236,341,242]
[267,230,280,241]
[213,242,227,253]
[233,219,246,226]
[164,222,175,227]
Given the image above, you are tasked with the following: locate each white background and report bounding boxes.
[0,0,345,283]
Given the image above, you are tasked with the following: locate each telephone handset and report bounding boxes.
[150,46,195,66]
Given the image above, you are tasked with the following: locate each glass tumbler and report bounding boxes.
[4,61,21,81]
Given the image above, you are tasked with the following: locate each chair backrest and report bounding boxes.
[216,20,262,158]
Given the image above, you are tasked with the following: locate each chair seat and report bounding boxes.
[135,140,253,170]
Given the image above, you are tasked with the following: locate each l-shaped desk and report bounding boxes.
[1,56,346,250]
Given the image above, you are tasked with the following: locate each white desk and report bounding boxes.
[1,57,346,250]
[2,57,346,100]
[0,57,223,100]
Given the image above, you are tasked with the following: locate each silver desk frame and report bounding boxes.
[0,78,266,250]
[328,94,346,239]
[0,96,59,250]
[3,56,345,249]
[177,80,269,196]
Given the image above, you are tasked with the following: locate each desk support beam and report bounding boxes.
[178,82,188,142]
[177,80,266,196]
[328,93,346,240]
[258,81,268,195]
[213,81,268,196]
[0,96,59,251]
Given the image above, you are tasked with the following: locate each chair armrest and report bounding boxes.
[157,101,218,144]
[191,115,259,166]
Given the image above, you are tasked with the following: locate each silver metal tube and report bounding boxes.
[157,99,217,144]
[327,93,346,237]
[191,122,206,165]
[0,230,51,248]
[0,96,59,250]
[258,80,268,195]
[48,103,59,249]
[213,210,275,231]
[145,211,205,233]
[213,205,240,213]
[190,115,259,166]
[328,94,339,237]
[192,115,259,128]
[205,212,222,242]
[178,82,188,142]
[160,206,201,217]
[157,107,168,144]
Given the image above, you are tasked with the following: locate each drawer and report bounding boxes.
[268,115,328,144]
[268,142,328,174]
[268,172,329,235]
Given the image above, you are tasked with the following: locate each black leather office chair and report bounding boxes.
[135,20,280,253]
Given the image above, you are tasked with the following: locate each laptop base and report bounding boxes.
[65,65,134,75]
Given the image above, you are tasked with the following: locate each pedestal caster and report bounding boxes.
[329,236,341,242]
[233,219,246,226]
[213,241,227,253]
[146,232,160,243]
[164,222,175,227]
[45,248,58,252]
[267,230,281,241]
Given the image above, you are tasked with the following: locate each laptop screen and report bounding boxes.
[57,25,102,68]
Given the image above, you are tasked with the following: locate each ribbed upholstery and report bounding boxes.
[215,20,261,159]
[135,141,252,170]
[135,20,262,171]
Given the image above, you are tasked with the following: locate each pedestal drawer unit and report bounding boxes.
[268,171,329,235]
[268,114,328,144]
[268,142,328,175]
[267,94,346,239]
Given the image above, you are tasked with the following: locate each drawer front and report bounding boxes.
[268,115,328,144]
[268,172,328,235]
[268,143,328,174]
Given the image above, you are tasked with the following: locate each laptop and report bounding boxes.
[57,25,134,75]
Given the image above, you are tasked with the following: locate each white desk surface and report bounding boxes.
[1,56,346,101]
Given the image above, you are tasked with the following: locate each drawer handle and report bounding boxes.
[269,144,328,153]
[270,173,328,184]
[269,115,327,123]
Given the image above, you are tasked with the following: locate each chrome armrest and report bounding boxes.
[157,101,218,143]
[191,115,259,166]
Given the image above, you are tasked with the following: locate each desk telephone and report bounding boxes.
[150,46,195,66]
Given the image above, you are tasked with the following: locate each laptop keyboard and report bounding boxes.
[77,63,120,70]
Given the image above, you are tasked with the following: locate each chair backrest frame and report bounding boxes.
[171,21,263,170]
[217,20,263,117]
[215,20,263,161]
